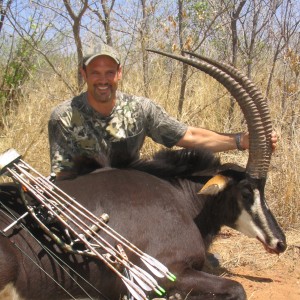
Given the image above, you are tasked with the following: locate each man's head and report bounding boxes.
[81,44,122,110]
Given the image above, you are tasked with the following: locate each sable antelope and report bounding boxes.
[0,51,286,300]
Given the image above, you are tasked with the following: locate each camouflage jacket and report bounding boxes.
[48,91,188,174]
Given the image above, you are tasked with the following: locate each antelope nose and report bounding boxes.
[277,241,287,253]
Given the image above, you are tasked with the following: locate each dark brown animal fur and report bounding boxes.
[0,148,285,299]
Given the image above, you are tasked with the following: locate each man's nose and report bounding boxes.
[97,75,108,84]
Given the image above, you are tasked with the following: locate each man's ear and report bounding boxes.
[80,68,87,82]
[117,66,122,80]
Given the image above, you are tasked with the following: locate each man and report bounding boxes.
[48,44,277,180]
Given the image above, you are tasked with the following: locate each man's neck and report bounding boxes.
[87,94,117,117]
[93,101,116,117]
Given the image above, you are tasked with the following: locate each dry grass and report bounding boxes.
[0,61,299,230]
[209,227,300,271]
[0,71,73,176]
[206,227,300,300]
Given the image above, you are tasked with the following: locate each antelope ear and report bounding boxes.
[198,174,230,195]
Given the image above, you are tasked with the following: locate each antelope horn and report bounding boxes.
[147,49,271,179]
[183,50,273,170]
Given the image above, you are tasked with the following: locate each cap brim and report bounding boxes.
[84,54,120,66]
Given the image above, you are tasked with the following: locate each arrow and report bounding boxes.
[19,161,176,282]
[7,159,177,299]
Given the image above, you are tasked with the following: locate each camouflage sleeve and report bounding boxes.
[140,98,188,147]
[48,113,76,174]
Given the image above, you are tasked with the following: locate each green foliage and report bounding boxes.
[0,14,40,119]
[184,0,211,23]
[193,1,209,16]
[0,37,36,115]
[174,0,224,52]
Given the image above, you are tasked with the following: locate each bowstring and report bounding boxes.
[0,202,111,300]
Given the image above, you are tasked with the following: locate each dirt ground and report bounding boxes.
[208,228,300,300]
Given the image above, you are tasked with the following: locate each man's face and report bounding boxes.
[81,55,122,104]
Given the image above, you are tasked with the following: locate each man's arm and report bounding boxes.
[176,126,277,152]
[176,126,245,152]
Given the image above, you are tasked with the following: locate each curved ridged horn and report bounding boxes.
[147,49,272,179]
[183,51,273,171]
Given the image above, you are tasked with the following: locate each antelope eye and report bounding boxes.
[240,184,254,202]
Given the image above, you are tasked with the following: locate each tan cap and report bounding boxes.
[83,44,121,66]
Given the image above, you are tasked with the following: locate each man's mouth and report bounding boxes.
[97,85,109,91]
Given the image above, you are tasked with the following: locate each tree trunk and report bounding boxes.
[140,0,149,97]
[177,0,188,119]
[228,0,246,127]
[100,0,114,45]
[63,0,89,90]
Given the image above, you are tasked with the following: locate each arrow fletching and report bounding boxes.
[129,269,152,291]
[142,254,176,281]
[141,257,165,278]
[132,265,166,295]
[122,277,147,300]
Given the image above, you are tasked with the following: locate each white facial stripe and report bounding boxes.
[235,188,278,249]
[235,209,258,238]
